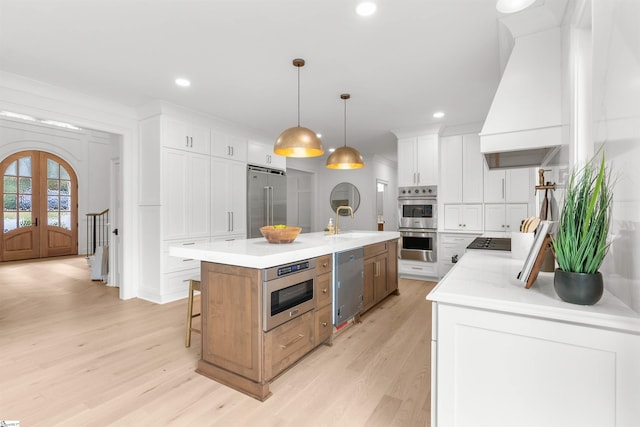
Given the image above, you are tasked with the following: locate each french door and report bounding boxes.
[1,150,78,261]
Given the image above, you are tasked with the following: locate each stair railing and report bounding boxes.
[86,209,109,258]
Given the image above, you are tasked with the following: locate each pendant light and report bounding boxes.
[274,58,324,157]
[326,94,365,169]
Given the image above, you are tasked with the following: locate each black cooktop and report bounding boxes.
[466,237,511,251]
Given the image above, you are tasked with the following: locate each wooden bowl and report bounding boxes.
[259,226,302,244]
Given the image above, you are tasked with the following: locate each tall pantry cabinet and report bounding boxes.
[138,114,248,303]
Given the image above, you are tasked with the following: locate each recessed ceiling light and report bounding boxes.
[356,1,377,17]
[496,0,536,14]
[316,133,322,138]
[175,78,191,87]
[433,111,445,119]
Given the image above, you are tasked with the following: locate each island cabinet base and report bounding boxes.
[198,257,333,401]
[196,360,271,401]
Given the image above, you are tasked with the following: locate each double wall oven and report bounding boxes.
[398,185,437,262]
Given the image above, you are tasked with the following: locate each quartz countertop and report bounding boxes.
[427,250,640,334]
[169,230,400,269]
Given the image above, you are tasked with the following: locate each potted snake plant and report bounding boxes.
[552,151,613,305]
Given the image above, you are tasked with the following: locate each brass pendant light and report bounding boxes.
[274,58,324,157]
[326,94,365,169]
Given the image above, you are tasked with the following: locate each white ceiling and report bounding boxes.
[0,0,506,161]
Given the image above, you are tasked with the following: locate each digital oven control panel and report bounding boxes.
[277,261,310,277]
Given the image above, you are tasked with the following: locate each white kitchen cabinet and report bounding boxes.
[161,148,211,240]
[211,157,247,238]
[440,133,483,204]
[484,166,531,203]
[484,203,528,233]
[163,117,210,155]
[429,251,640,427]
[438,233,478,278]
[443,204,482,232]
[397,134,438,186]
[248,140,286,170]
[212,130,247,161]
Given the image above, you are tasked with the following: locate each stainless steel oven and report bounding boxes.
[398,185,437,230]
[398,185,438,262]
[263,259,316,331]
[399,230,437,262]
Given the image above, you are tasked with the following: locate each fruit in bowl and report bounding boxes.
[259,225,302,244]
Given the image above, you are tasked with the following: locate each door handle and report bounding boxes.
[34,217,38,227]
[112,228,118,236]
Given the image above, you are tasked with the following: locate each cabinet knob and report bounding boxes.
[322,322,328,327]
[322,288,328,294]
[322,262,328,268]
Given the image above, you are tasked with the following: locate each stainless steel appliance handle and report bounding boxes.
[269,186,274,226]
[264,186,269,225]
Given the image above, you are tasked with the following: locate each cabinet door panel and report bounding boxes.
[397,138,417,186]
[164,118,191,151]
[462,134,484,203]
[440,136,463,203]
[189,124,211,155]
[211,157,230,236]
[162,149,189,239]
[188,153,211,238]
[228,160,247,235]
[315,305,333,346]
[461,204,483,232]
[506,169,531,203]
[483,167,505,203]
[373,254,388,304]
[443,204,463,231]
[363,256,376,312]
[484,204,506,232]
[506,204,528,232]
[416,135,438,186]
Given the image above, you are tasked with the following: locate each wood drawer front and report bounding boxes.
[264,310,315,380]
[316,272,332,308]
[316,254,333,275]
[364,241,389,258]
[315,305,333,346]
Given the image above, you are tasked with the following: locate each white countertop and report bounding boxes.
[169,230,400,269]
[427,250,640,334]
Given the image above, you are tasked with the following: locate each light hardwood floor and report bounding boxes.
[0,256,436,426]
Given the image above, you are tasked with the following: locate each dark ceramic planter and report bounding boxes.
[554,269,603,305]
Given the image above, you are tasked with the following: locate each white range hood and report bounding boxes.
[480,24,565,169]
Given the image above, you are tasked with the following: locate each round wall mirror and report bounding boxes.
[330,182,361,215]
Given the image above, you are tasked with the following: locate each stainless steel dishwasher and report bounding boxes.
[333,247,364,326]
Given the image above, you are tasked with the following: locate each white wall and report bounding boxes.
[591,0,640,312]
[288,154,397,233]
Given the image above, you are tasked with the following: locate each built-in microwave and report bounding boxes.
[262,259,316,331]
[399,229,437,262]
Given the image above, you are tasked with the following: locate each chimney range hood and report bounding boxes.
[480,23,565,169]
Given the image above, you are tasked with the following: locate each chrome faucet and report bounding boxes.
[335,205,354,234]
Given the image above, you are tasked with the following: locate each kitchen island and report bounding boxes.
[170,230,400,400]
[427,250,640,427]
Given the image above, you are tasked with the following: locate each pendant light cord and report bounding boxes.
[297,66,301,127]
[343,97,347,148]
